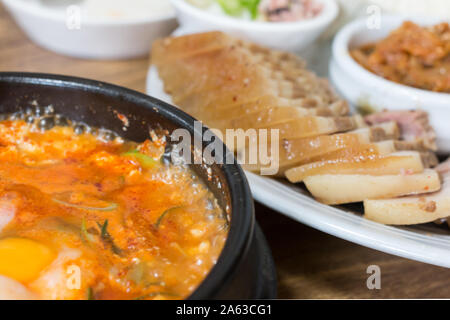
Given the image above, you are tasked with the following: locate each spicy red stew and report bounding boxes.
[0,110,228,300]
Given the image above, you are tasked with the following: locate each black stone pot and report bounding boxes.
[0,73,277,299]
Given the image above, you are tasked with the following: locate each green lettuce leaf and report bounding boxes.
[217,0,243,16]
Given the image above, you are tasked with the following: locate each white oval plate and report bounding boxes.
[146,59,450,269]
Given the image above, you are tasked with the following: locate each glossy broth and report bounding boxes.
[0,112,228,300]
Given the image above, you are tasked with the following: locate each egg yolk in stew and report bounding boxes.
[0,238,56,283]
[0,115,228,300]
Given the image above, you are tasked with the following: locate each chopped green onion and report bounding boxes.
[122,150,158,169]
[99,219,109,239]
[155,206,182,230]
[81,218,96,244]
[53,198,118,212]
[96,219,122,256]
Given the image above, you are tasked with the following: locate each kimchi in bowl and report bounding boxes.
[330,16,450,153]
[0,72,276,300]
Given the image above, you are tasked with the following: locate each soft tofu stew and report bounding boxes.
[0,108,228,300]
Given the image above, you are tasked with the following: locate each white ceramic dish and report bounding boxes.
[147,65,450,268]
[2,0,177,59]
[169,0,339,53]
[330,16,450,152]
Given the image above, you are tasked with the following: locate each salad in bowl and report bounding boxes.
[186,0,323,22]
[172,0,338,52]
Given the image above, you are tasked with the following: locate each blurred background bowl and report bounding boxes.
[1,0,178,59]
[170,0,339,53]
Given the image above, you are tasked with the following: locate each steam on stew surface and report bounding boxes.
[0,107,228,300]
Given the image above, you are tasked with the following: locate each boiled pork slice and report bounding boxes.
[365,110,437,151]
[304,169,440,205]
[285,151,431,183]
[241,122,400,174]
[364,158,450,225]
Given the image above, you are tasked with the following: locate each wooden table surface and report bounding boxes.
[1,4,450,299]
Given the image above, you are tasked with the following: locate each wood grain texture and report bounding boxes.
[256,203,450,298]
[1,4,449,299]
[0,5,149,93]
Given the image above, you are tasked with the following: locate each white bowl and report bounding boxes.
[2,0,178,59]
[170,0,338,53]
[330,16,450,152]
